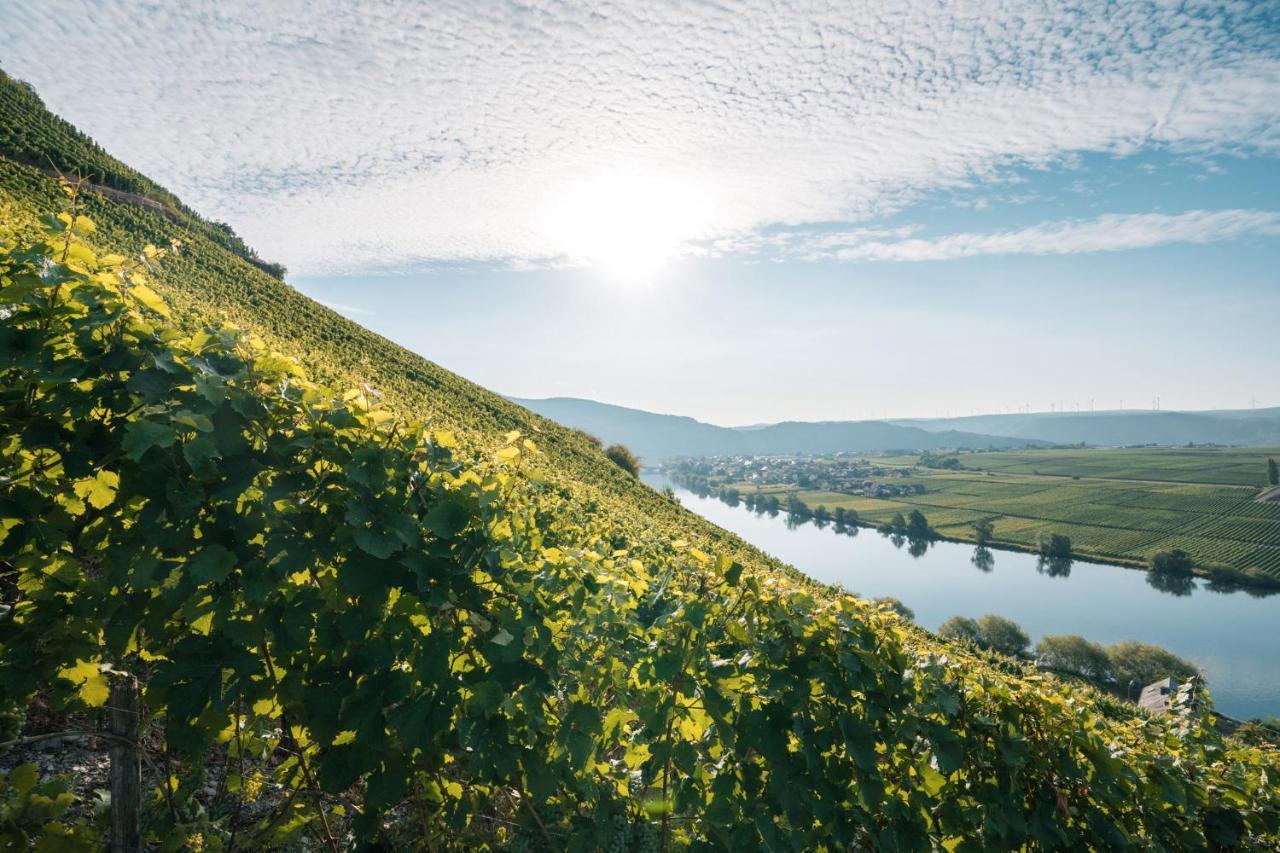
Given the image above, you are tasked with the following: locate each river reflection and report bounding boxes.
[645,473,1280,720]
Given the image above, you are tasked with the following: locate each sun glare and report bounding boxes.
[544,173,709,283]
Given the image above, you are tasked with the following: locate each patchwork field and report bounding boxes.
[732,448,1280,583]
[912,446,1279,487]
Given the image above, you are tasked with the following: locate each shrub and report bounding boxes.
[1037,634,1113,681]
[603,443,640,477]
[975,614,1031,657]
[1107,641,1200,692]
[574,429,603,449]
[938,615,980,644]
[872,597,914,621]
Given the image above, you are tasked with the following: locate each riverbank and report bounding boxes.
[645,472,1280,720]
[663,452,1280,590]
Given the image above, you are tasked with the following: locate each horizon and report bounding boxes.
[2,1,1278,423]
[513,393,1280,431]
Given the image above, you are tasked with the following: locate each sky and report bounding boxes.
[2,1,1278,424]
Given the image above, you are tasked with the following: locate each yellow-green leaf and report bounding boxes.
[73,470,119,510]
[58,659,109,707]
[253,353,304,377]
[130,282,171,318]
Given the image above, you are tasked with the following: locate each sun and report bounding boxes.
[544,172,710,283]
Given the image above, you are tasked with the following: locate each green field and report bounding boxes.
[747,448,1280,583]
[953,446,1280,487]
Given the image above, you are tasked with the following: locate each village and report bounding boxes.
[664,454,929,499]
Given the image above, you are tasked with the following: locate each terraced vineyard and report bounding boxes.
[730,449,1280,583]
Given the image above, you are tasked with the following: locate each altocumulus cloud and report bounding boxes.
[823,210,1280,262]
[2,0,1278,273]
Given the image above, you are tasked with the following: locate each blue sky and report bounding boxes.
[2,1,1278,423]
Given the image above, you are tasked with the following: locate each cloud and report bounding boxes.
[2,1,1278,273]
[804,209,1280,262]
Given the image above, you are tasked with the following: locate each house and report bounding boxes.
[1138,677,1179,714]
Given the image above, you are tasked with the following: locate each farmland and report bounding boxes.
[922,446,1280,487]
[669,447,1280,585]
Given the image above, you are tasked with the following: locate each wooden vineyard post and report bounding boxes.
[108,674,141,853]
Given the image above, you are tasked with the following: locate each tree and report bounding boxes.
[975,614,1030,657]
[872,597,914,621]
[1150,549,1194,578]
[938,615,980,644]
[1038,533,1072,560]
[878,511,907,536]
[1037,533,1073,577]
[973,518,994,547]
[1037,634,1113,682]
[604,443,640,477]
[1269,457,1278,486]
[1107,641,1200,693]
[905,510,932,541]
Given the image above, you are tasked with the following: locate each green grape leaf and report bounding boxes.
[189,545,236,584]
[123,420,177,460]
[423,500,469,539]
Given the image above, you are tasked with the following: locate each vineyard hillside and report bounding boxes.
[2,72,1278,850]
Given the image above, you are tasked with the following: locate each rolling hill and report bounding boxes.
[512,396,1047,463]
[2,69,1278,849]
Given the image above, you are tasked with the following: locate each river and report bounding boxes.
[643,473,1279,720]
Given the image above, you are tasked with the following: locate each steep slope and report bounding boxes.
[895,409,1280,446]
[0,70,286,278]
[0,69,782,585]
[2,74,1278,849]
[514,396,1046,462]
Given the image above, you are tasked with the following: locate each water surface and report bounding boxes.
[644,474,1279,720]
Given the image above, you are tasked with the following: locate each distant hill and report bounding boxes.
[511,397,1047,462]
[892,409,1280,447]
